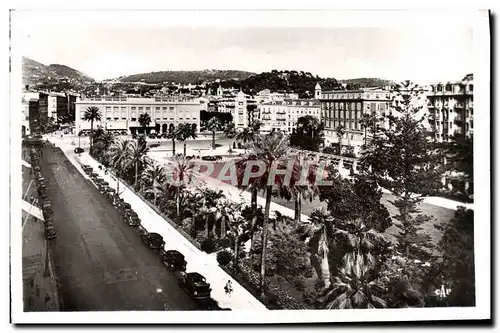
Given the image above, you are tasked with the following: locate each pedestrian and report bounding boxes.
[224,280,233,295]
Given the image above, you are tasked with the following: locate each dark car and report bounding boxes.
[42,201,53,215]
[121,202,132,215]
[176,272,212,300]
[38,184,47,198]
[90,172,99,180]
[74,147,84,154]
[44,224,57,240]
[162,250,187,272]
[141,232,165,250]
[201,156,216,161]
[125,211,141,226]
[82,165,93,174]
[149,143,160,148]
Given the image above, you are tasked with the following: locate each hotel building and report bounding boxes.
[258,99,320,135]
[75,96,205,134]
[318,85,392,153]
[426,74,474,142]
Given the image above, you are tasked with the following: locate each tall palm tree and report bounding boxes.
[322,256,387,309]
[335,124,346,155]
[109,138,132,196]
[138,112,152,135]
[223,122,237,150]
[206,117,222,149]
[211,198,239,239]
[177,123,197,156]
[82,106,102,148]
[246,131,290,295]
[299,209,334,289]
[126,140,150,188]
[166,127,182,156]
[141,162,166,206]
[164,155,195,217]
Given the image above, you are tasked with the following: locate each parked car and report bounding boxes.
[141,232,165,250]
[42,201,53,215]
[125,211,141,226]
[162,250,187,271]
[98,181,110,192]
[105,188,116,200]
[201,156,216,161]
[44,223,57,240]
[175,272,212,300]
[90,172,99,180]
[82,165,93,174]
[121,202,132,215]
[149,143,160,148]
[74,147,84,154]
[38,184,47,198]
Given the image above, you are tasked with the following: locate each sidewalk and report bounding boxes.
[56,146,266,310]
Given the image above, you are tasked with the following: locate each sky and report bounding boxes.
[14,10,476,84]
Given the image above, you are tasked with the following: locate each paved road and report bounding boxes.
[40,145,199,311]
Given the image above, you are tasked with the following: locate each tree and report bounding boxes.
[235,127,254,153]
[211,198,240,239]
[360,82,444,259]
[298,209,333,289]
[109,138,132,196]
[280,152,319,223]
[164,155,195,217]
[359,113,379,147]
[246,131,290,295]
[206,117,223,149]
[176,123,197,156]
[436,207,475,306]
[166,127,182,156]
[141,162,165,206]
[335,124,346,155]
[322,256,387,309]
[126,140,150,188]
[223,122,237,150]
[82,106,102,148]
[319,171,392,234]
[290,116,325,151]
[138,112,152,135]
[250,220,313,280]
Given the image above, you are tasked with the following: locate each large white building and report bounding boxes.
[258,99,320,135]
[75,96,206,134]
[426,74,474,142]
[214,90,258,130]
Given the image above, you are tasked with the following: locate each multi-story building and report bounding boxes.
[426,74,474,142]
[318,84,392,153]
[216,90,257,130]
[256,89,299,103]
[75,96,205,134]
[259,99,320,134]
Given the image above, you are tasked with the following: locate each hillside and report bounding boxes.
[118,69,257,84]
[339,77,396,88]
[208,70,341,99]
[22,57,95,91]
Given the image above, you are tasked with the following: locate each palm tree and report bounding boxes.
[322,256,387,309]
[246,131,290,295]
[223,122,237,150]
[138,112,152,135]
[109,138,132,196]
[141,162,165,206]
[235,128,254,153]
[166,127,182,156]
[212,198,240,239]
[126,140,150,188]
[82,106,102,148]
[299,209,334,289]
[177,123,197,156]
[335,124,346,155]
[206,117,222,149]
[164,155,195,217]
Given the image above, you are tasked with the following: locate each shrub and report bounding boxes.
[201,238,217,254]
[291,277,307,292]
[216,250,233,266]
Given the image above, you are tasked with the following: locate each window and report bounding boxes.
[163,107,167,110]
[106,117,111,120]
[121,107,126,111]
[169,107,174,110]
[113,107,118,110]
[114,117,119,120]
[156,107,160,111]
[146,107,151,111]
[469,84,474,92]
[131,118,137,121]
[106,107,111,111]
[131,107,136,110]
[445,84,452,92]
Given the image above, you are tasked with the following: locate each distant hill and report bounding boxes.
[339,78,396,88]
[118,69,257,84]
[22,57,94,91]
[208,70,341,99]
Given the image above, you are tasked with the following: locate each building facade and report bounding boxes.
[258,99,320,134]
[426,74,474,142]
[75,96,204,134]
[318,87,392,153]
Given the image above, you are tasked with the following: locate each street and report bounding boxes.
[39,144,199,311]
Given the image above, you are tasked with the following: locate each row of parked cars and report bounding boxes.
[29,148,57,240]
[80,163,216,305]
